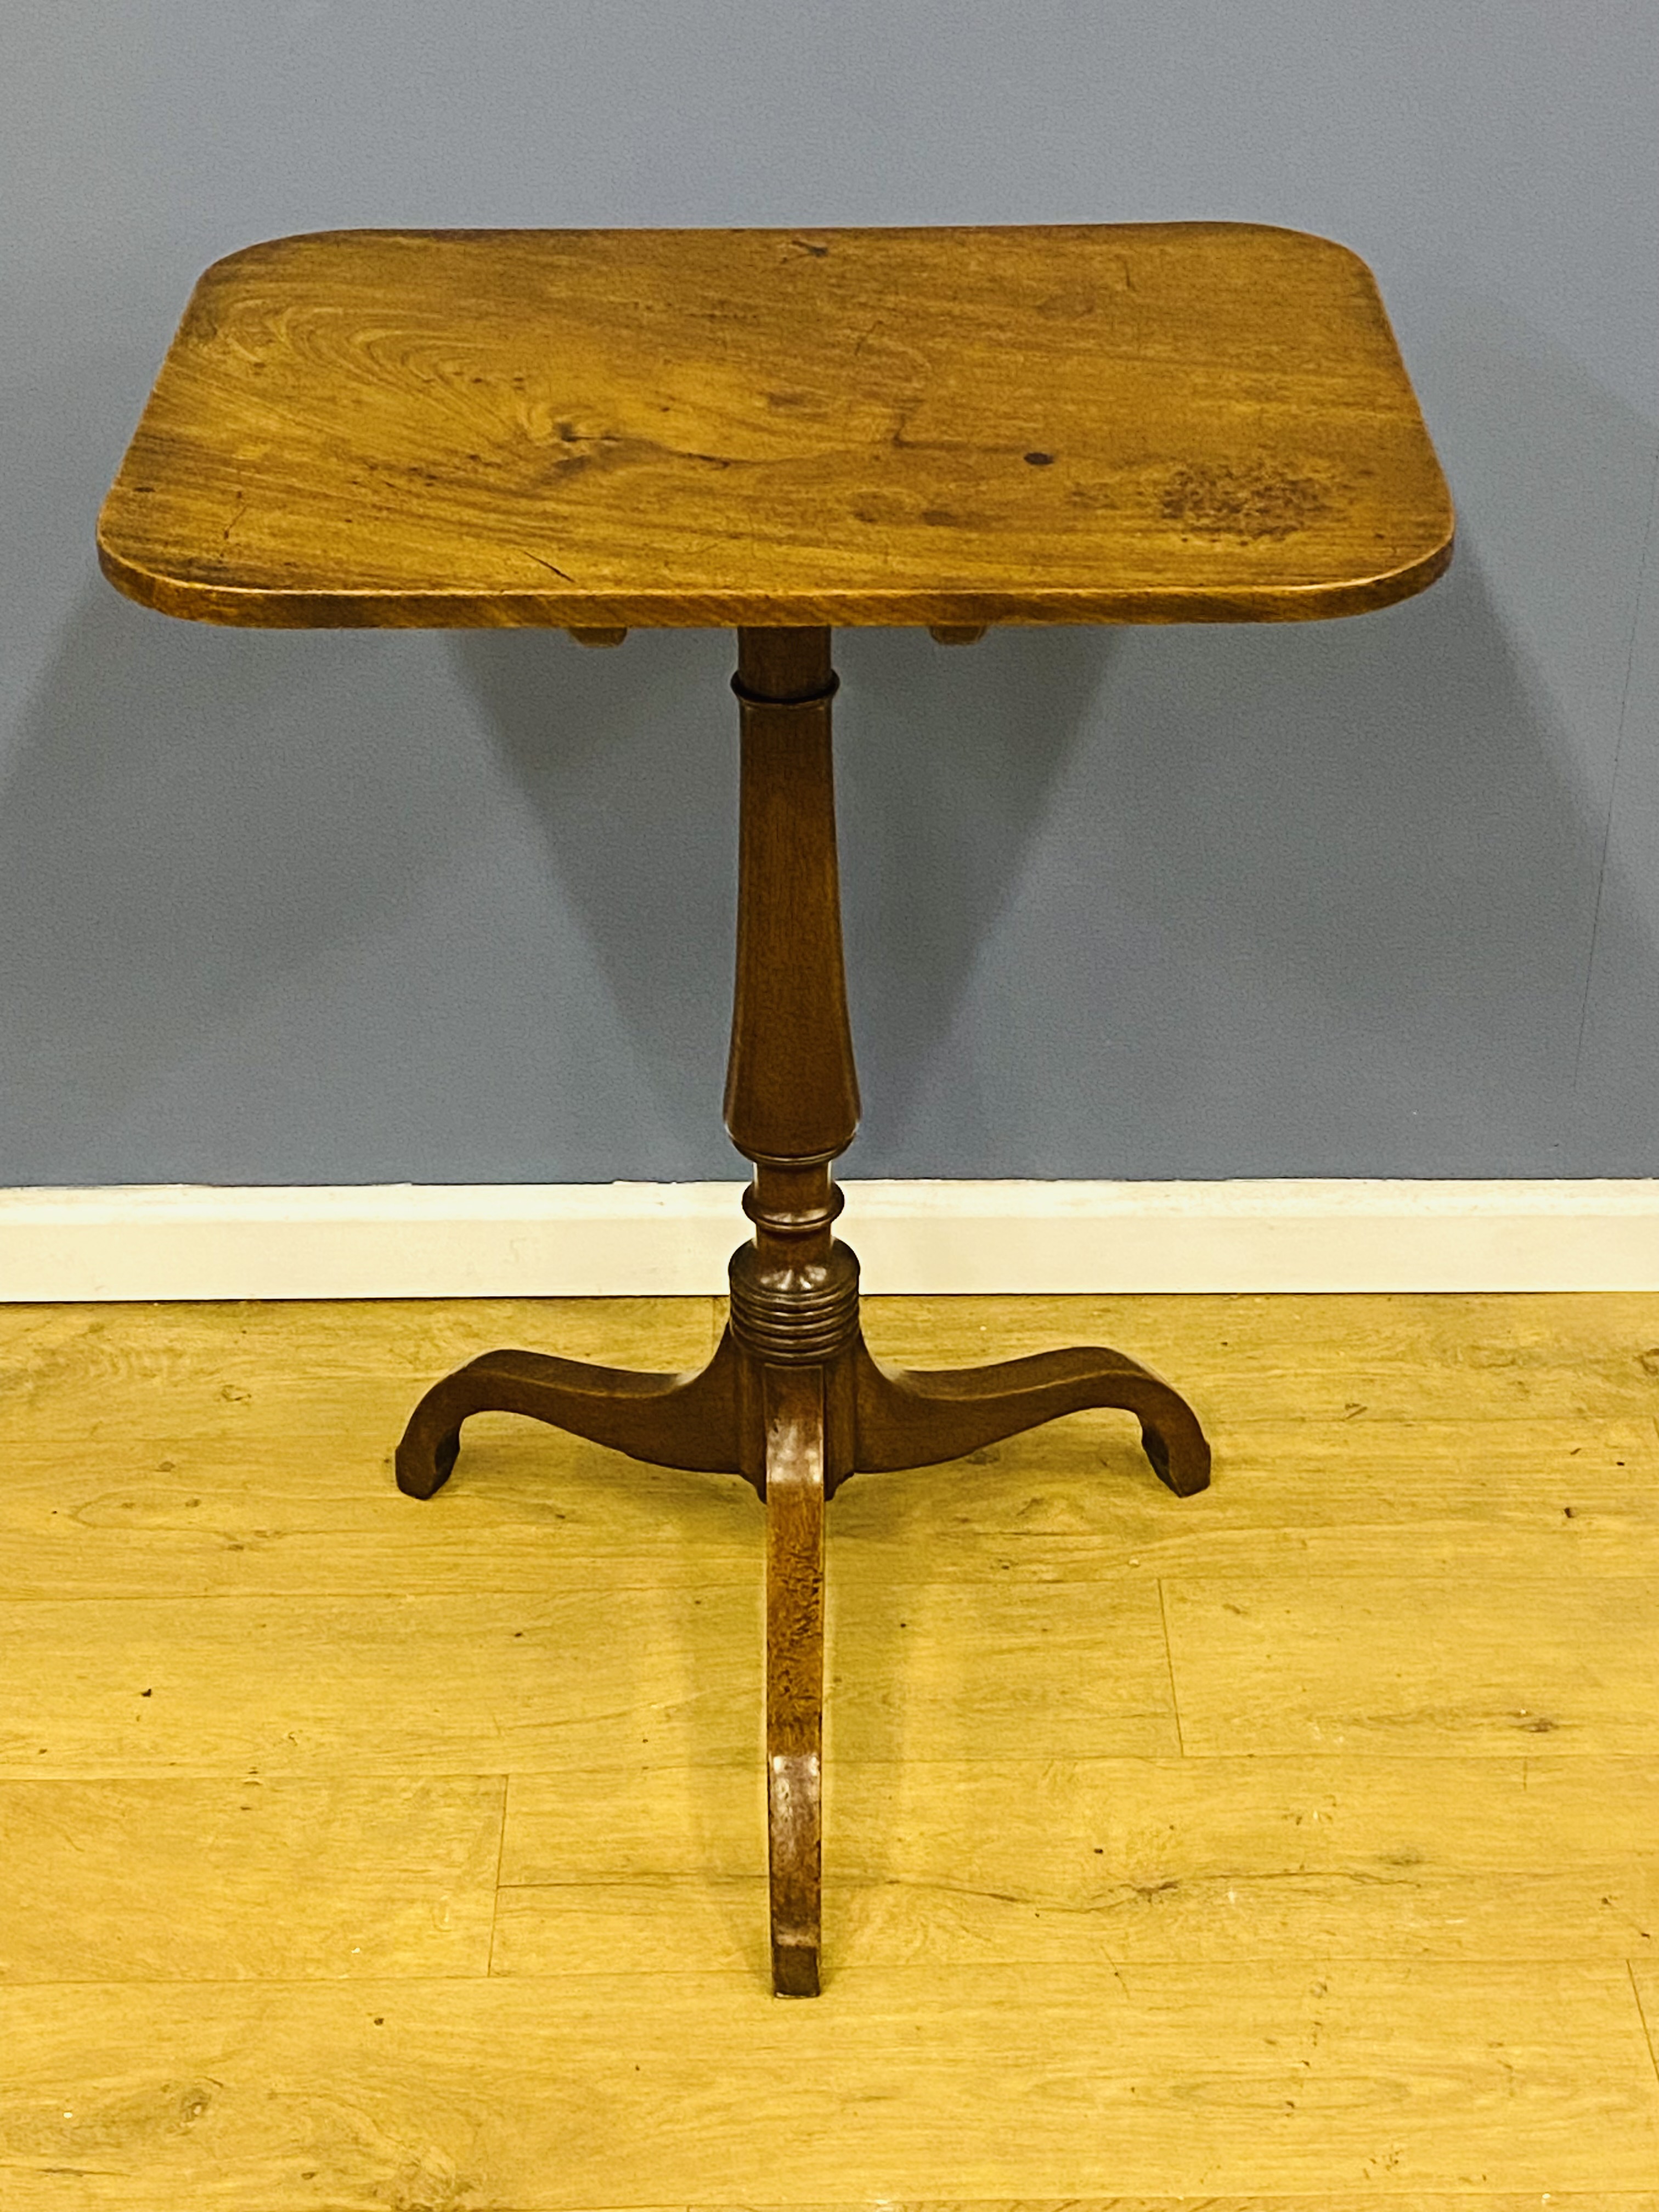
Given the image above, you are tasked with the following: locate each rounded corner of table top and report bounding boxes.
[1394,510,1459,602]
[1214,217,1375,265]
[194,225,380,287]
[1305,508,1457,622]
[95,500,219,625]
[94,505,170,618]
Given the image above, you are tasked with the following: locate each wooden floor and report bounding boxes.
[2,1290,1658,2208]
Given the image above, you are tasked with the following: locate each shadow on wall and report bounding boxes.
[824,542,1650,1178]
[1085,541,1621,1170]
[449,623,739,1156]
[0,523,1649,1184]
[836,624,1118,1156]
[1402,273,1659,1170]
[455,549,1650,1180]
[452,621,1113,1164]
[1138,550,1600,1000]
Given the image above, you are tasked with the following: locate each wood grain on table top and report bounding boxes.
[98,222,1454,630]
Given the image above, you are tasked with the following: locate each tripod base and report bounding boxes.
[396,1247,1209,1996]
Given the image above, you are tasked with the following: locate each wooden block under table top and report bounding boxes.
[98,221,1453,633]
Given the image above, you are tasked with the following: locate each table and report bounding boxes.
[99,222,1454,1994]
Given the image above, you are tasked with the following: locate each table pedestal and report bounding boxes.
[395,625,1210,1995]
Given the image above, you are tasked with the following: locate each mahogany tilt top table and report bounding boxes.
[99,221,1454,1994]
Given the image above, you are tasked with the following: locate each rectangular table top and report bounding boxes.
[98,222,1453,630]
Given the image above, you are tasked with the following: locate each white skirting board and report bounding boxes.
[1,1180,1657,1300]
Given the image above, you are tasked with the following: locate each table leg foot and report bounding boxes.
[848,1333,1210,1496]
[763,1363,826,1996]
[394,1327,747,1498]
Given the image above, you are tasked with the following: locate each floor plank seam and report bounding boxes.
[10,1955,1659,1983]
[1156,1577,1186,1756]
[486,1771,510,1977]
[1630,1959,1659,2090]
[10,1953,1659,1985]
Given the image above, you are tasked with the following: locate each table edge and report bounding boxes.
[95,523,1455,631]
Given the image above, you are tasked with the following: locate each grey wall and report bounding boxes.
[3,1,1655,1186]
